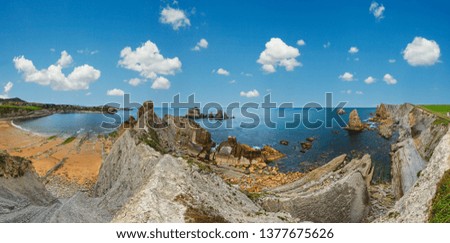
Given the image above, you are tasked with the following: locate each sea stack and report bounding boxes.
[345,109,365,132]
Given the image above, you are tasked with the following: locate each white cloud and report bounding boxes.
[297,39,306,46]
[356,91,364,95]
[50,48,55,52]
[257,38,301,73]
[402,37,440,66]
[217,68,230,76]
[107,88,125,96]
[369,2,385,20]
[229,80,236,84]
[119,40,181,79]
[241,72,253,77]
[57,51,73,67]
[341,89,352,94]
[364,76,376,84]
[0,81,13,98]
[192,38,208,51]
[348,46,359,54]
[77,49,99,55]
[4,82,13,93]
[127,78,145,86]
[13,51,101,91]
[339,72,355,81]
[383,73,397,85]
[151,76,171,89]
[240,89,260,98]
[160,7,191,30]
[119,40,181,90]
[388,59,396,63]
[85,92,92,96]
[323,42,331,48]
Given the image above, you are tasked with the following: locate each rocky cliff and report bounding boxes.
[375,104,450,222]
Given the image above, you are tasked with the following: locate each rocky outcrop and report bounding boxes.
[345,109,365,132]
[213,136,284,165]
[0,151,109,222]
[185,107,231,120]
[260,154,374,222]
[378,129,450,222]
[385,104,449,199]
[95,130,291,223]
[374,103,449,222]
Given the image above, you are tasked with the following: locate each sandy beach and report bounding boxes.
[0,120,109,193]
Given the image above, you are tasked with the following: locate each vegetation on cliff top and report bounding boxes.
[429,169,450,223]
[418,105,450,126]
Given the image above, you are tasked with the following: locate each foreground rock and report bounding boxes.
[0,150,109,222]
[260,154,374,222]
[95,130,291,223]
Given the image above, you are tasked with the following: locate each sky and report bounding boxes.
[0,0,449,107]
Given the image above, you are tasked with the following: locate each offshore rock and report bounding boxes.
[345,109,365,132]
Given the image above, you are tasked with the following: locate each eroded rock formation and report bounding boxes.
[260,154,374,222]
[345,109,365,132]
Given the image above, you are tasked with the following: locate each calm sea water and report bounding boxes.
[13,108,396,182]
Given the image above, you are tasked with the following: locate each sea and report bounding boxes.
[13,107,397,182]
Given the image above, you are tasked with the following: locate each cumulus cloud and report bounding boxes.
[339,72,355,81]
[107,88,125,96]
[369,2,385,20]
[364,76,376,84]
[192,38,208,51]
[13,51,101,91]
[217,68,230,76]
[348,46,359,54]
[356,91,364,95]
[57,51,73,67]
[151,76,170,89]
[297,39,306,46]
[127,78,145,86]
[119,41,181,79]
[383,74,397,85]
[160,7,191,30]
[388,59,396,63]
[323,42,331,48]
[240,89,260,98]
[119,40,181,90]
[402,37,440,66]
[229,80,236,84]
[257,38,301,73]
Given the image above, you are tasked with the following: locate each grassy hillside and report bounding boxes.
[429,170,450,223]
[419,105,450,126]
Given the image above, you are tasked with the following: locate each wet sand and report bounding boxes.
[0,120,109,187]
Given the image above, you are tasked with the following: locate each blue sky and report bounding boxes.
[0,0,449,107]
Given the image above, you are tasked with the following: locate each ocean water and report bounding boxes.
[13,107,396,182]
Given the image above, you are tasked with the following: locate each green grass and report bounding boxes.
[61,136,76,145]
[0,105,42,111]
[47,135,57,140]
[429,170,450,223]
[419,105,450,126]
[421,105,450,116]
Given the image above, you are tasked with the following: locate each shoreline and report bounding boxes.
[0,120,110,197]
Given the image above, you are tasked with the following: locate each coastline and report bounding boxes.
[0,120,109,197]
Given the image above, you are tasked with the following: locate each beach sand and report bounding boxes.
[0,120,109,193]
